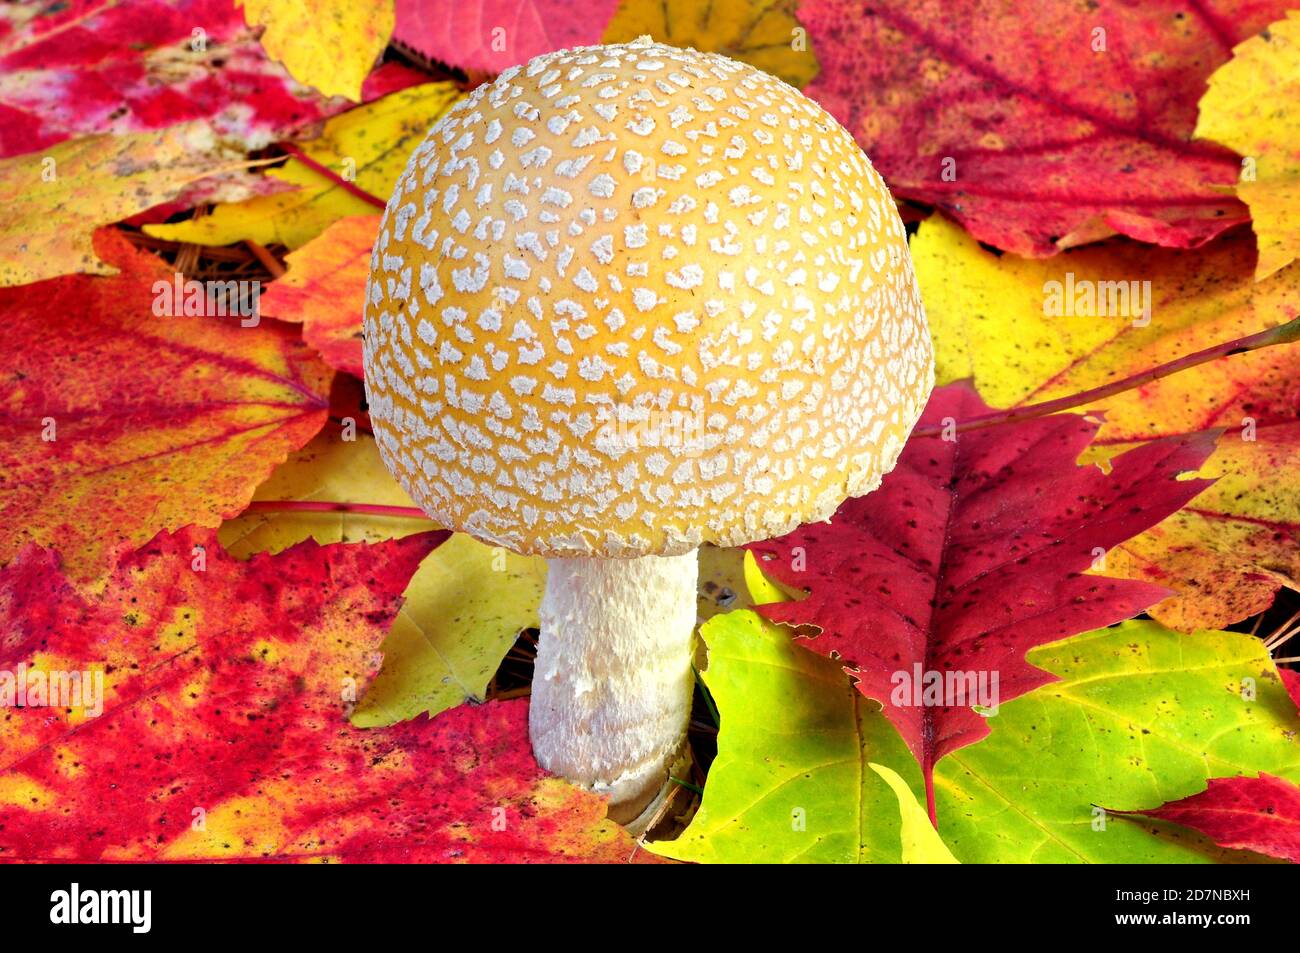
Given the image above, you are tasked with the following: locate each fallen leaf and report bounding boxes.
[603,0,817,88]
[0,0,422,158]
[219,427,546,726]
[650,610,922,863]
[913,216,1300,628]
[146,83,462,249]
[797,0,1288,255]
[1196,10,1300,280]
[239,0,395,102]
[869,763,958,863]
[662,612,1300,862]
[747,382,1215,795]
[939,621,1300,861]
[351,534,545,726]
[395,0,619,75]
[0,529,652,862]
[1282,668,1300,708]
[0,229,331,582]
[260,214,381,376]
[1121,773,1300,863]
[0,126,230,286]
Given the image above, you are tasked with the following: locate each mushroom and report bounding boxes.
[363,37,934,826]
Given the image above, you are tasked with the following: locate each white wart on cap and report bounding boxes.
[363,37,934,559]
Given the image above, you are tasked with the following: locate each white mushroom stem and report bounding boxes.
[529,549,697,823]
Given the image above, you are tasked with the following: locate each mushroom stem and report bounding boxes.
[529,549,697,824]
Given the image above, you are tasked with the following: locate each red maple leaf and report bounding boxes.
[0,528,655,862]
[746,383,1217,817]
[1123,774,1300,863]
[0,0,422,158]
[1282,669,1300,710]
[798,0,1290,256]
[393,0,620,75]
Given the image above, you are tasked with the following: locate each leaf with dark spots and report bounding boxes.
[0,229,331,582]
[0,0,422,159]
[798,0,1290,255]
[1118,773,1300,862]
[394,0,618,75]
[746,383,1216,808]
[0,527,655,862]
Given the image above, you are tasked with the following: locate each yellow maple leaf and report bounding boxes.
[603,0,818,89]
[1196,11,1300,281]
[239,0,395,102]
[146,82,463,250]
[912,215,1300,629]
[218,428,546,728]
[0,125,230,287]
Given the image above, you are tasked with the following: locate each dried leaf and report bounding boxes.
[0,0,421,158]
[146,83,463,249]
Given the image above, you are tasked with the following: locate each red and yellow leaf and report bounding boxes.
[798,0,1287,255]
[1196,10,1300,280]
[260,214,380,377]
[0,0,422,158]
[0,528,652,862]
[0,229,331,582]
[1126,773,1300,863]
[913,216,1300,628]
[0,126,231,286]
[746,383,1215,796]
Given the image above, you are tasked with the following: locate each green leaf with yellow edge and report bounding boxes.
[937,621,1300,863]
[239,0,395,102]
[219,427,546,726]
[147,83,462,250]
[911,215,1300,630]
[0,125,232,287]
[1196,11,1300,281]
[603,0,818,89]
[657,601,1300,862]
[649,610,921,864]
[869,763,958,864]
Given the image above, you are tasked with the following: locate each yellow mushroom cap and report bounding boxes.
[363,37,934,558]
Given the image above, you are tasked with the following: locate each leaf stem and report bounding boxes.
[278,142,387,209]
[244,500,429,519]
[913,314,1300,437]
